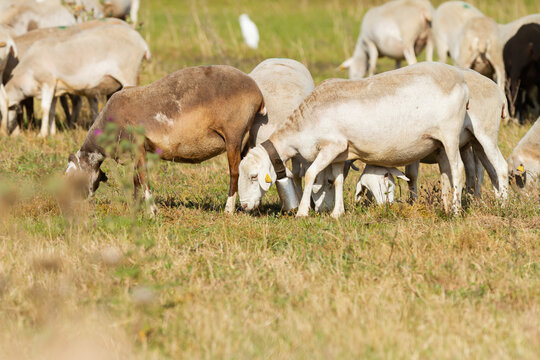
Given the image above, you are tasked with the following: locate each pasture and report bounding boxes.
[0,0,539,358]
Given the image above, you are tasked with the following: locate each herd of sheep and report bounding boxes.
[0,0,538,218]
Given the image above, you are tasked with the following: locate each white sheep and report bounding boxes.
[507,116,540,189]
[0,24,150,137]
[340,0,434,79]
[238,62,469,217]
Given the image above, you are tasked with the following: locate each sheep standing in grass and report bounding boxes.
[340,0,434,79]
[64,65,266,214]
[0,24,150,137]
[239,62,469,217]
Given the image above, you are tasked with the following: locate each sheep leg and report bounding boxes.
[224,141,242,214]
[436,143,464,214]
[460,145,476,195]
[60,95,71,126]
[49,97,57,135]
[425,35,434,62]
[436,39,448,63]
[470,136,508,200]
[405,161,419,202]
[70,95,82,127]
[366,40,378,77]
[133,149,156,215]
[88,96,99,124]
[395,59,402,69]
[330,162,345,218]
[130,0,140,26]
[474,152,484,197]
[297,143,348,217]
[39,84,55,138]
[403,44,417,65]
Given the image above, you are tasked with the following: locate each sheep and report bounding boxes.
[339,0,434,79]
[432,1,484,63]
[238,62,469,218]
[507,116,540,189]
[245,58,315,204]
[0,24,150,137]
[503,23,540,122]
[0,3,76,36]
[354,165,409,205]
[64,65,266,214]
[433,2,505,94]
[352,68,508,205]
[2,18,129,127]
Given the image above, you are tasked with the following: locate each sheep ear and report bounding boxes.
[339,57,353,71]
[355,181,365,202]
[388,167,409,182]
[258,167,274,192]
[7,38,16,57]
[312,174,324,194]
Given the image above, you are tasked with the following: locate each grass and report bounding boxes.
[1,0,540,359]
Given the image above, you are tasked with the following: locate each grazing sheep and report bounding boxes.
[433,2,505,93]
[340,0,434,79]
[238,62,469,218]
[2,18,129,127]
[0,3,76,36]
[245,58,315,205]
[355,165,409,205]
[432,1,484,63]
[64,65,266,214]
[0,24,150,137]
[507,116,540,188]
[356,68,508,204]
[503,23,540,121]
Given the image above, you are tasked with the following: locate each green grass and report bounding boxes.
[1,1,540,359]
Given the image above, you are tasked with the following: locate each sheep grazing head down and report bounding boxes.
[238,146,277,211]
[64,151,108,199]
[355,166,409,205]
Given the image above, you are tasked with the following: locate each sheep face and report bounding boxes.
[64,151,107,199]
[238,146,276,211]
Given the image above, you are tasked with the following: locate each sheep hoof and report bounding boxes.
[224,194,237,214]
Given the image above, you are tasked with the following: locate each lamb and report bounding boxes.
[238,62,469,218]
[0,24,150,137]
[355,68,508,205]
[507,116,540,189]
[354,165,409,205]
[64,65,265,214]
[339,0,434,79]
[245,58,315,203]
[0,3,76,36]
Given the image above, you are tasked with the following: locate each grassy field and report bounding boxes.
[1,0,540,359]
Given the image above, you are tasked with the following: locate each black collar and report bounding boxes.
[261,140,287,180]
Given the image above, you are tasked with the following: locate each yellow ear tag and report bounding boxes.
[517,165,525,172]
[265,174,272,183]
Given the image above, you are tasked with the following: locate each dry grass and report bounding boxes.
[0,0,539,359]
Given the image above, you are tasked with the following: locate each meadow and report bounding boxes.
[0,0,539,358]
